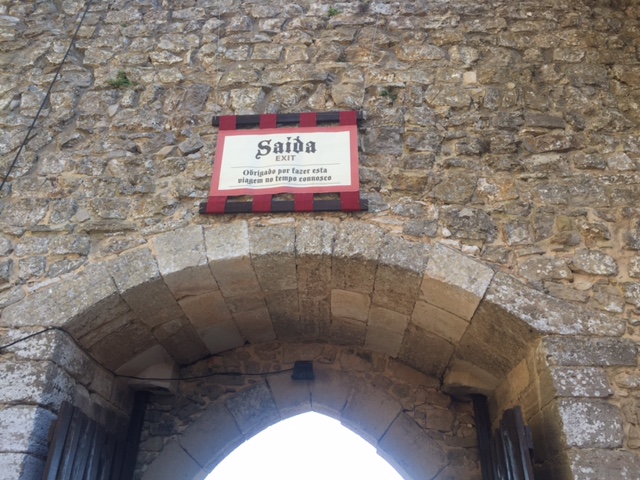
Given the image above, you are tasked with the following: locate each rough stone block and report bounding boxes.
[298,297,331,339]
[543,336,638,366]
[421,243,494,320]
[558,399,624,448]
[205,222,261,297]
[296,219,335,256]
[567,448,640,480]
[141,440,207,480]
[364,305,409,357]
[399,323,455,378]
[267,371,311,418]
[329,316,367,346]
[0,453,44,480]
[0,361,75,409]
[232,308,276,343]
[529,402,567,464]
[310,367,351,416]
[378,413,448,480]
[152,317,209,366]
[0,406,55,458]
[1,264,119,329]
[178,290,232,330]
[265,289,300,339]
[249,225,297,291]
[442,359,500,397]
[199,320,245,354]
[485,273,626,336]
[411,300,469,343]
[550,367,612,397]
[225,381,280,438]
[179,403,244,471]
[88,320,157,371]
[373,263,422,315]
[330,289,371,322]
[332,221,385,293]
[108,248,159,293]
[341,380,402,444]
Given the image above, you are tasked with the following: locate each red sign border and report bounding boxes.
[209,125,360,197]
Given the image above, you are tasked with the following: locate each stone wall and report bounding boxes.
[135,342,480,479]
[1,0,640,478]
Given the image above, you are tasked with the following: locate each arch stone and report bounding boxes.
[1,221,637,479]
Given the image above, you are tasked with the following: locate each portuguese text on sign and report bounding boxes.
[210,125,359,196]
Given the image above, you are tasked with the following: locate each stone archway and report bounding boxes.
[1,220,637,479]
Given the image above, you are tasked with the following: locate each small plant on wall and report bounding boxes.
[107,70,136,89]
[328,6,341,17]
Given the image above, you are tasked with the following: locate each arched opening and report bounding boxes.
[205,411,404,480]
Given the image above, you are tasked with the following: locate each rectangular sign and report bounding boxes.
[209,125,359,196]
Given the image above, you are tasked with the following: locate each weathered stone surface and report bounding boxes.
[544,337,638,366]
[266,371,311,418]
[0,453,44,480]
[558,399,624,448]
[567,449,640,480]
[519,257,573,282]
[485,273,626,336]
[0,406,55,458]
[378,413,448,480]
[364,305,409,357]
[249,225,296,291]
[332,222,384,293]
[550,367,612,398]
[569,249,618,276]
[141,440,206,480]
[225,381,280,437]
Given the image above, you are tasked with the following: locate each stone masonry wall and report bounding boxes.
[1,0,640,478]
[136,342,480,480]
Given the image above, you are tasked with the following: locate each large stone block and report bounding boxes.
[225,381,280,438]
[399,323,455,378]
[267,371,312,418]
[265,289,300,339]
[485,273,626,336]
[0,361,75,409]
[0,406,55,458]
[199,320,245,354]
[142,440,207,480]
[373,263,422,315]
[178,290,232,330]
[329,316,367,346]
[1,264,119,329]
[330,289,371,322]
[567,448,640,480]
[310,367,351,417]
[378,413,448,480]
[179,403,244,471]
[549,367,612,397]
[341,380,402,444]
[296,219,335,256]
[558,399,624,448]
[364,305,409,357]
[204,222,261,297]
[442,359,500,397]
[420,243,494,320]
[543,336,638,366]
[0,453,44,480]
[152,317,209,366]
[249,224,297,291]
[152,225,218,299]
[297,297,331,339]
[232,307,276,343]
[88,320,157,371]
[411,300,469,343]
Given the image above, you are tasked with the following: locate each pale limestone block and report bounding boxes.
[232,307,276,343]
[153,225,218,299]
[152,317,209,365]
[364,305,409,357]
[379,235,429,274]
[108,248,159,293]
[1,264,118,329]
[142,440,207,480]
[267,371,311,419]
[341,381,403,444]
[0,453,44,480]
[378,413,448,480]
[442,359,500,397]
[225,293,266,313]
[178,290,232,330]
[225,381,280,437]
[87,320,157,371]
[265,289,300,339]
[199,321,245,354]
[558,399,624,448]
[567,448,640,480]
[205,222,261,297]
[411,300,469,343]
[0,406,55,459]
[507,357,531,398]
[122,279,185,328]
[310,367,351,417]
[329,316,367,346]
[485,273,626,336]
[372,264,422,315]
[549,367,612,397]
[421,243,494,320]
[179,403,244,471]
[296,219,335,256]
[331,289,371,322]
[297,251,332,299]
[0,361,75,409]
[399,323,455,378]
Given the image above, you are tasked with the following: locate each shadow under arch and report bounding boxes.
[1,220,635,479]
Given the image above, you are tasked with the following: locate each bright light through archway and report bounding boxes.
[206,412,405,480]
